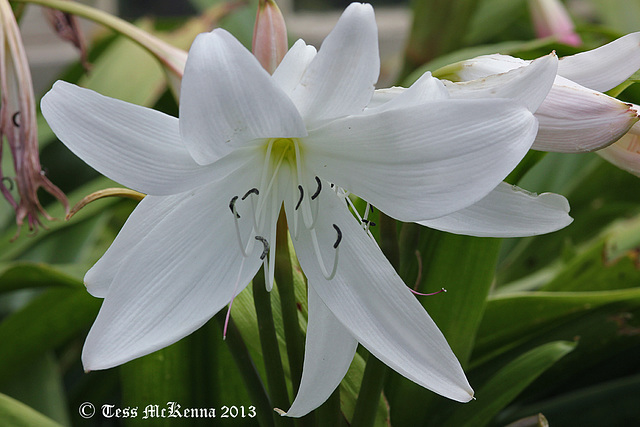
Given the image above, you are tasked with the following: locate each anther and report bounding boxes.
[311,176,322,200]
[362,219,376,227]
[242,188,259,200]
[410,287,447,296]
[11,112,20,127]
[1,177,14,191]
[229,196,240,218]
[332,224,342,249]
[255,236,269,260]
[295,185,304,210]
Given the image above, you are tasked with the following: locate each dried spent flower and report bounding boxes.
[0,0,68,239]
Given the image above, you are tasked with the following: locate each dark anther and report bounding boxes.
[255,236,269,260]
[242,188,259,200]
[362,219,376,227]
[332,224,342,249]
[229,196,240,218]
[1,177,15,191]
[370,205,375,213]
[295,185,304,210]
[11,112,20,127]
[311,176,322,200]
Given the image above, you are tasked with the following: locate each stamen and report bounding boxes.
[362,219,376,227]
[11,111,20,127]
[229,196,240,219]
[311,176,322,200]
[332,224,342,249]
[255,236,269,260]
[223,257,247,339]
[410,287,447,296]
[295,185,304,210]
[242,188,259,200]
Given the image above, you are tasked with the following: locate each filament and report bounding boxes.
[310,227,340,280]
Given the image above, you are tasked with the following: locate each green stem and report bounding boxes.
[316,387,345,427]
[350,355,388,427]
[215,312,274,427]
[274,212,304,392]
[253,270,295,427]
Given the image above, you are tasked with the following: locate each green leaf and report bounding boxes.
[0,353,70,425]
[0,393,64,427]
[0,287,100,384]
[78,30,166,106]
[441,341,576,427]
[540,216,640,292]
[473,288,640,366]
[464,0,529,45]
[0,262,84,294]
[497,372,640,426]
[581,0,640,33]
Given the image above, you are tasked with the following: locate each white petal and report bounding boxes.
[419,182,573,237]
[367,87,406,109]
[82,157,272,370]
[272,39,317,97]
[288,3,379,125]
[41,81,214,195]
[558,32,640,92]
[533,76,639,152]
[179,29,306,165]
[285,189,473,402]
[305,99,538,221]
[365,72,449,113]
[283,286,358,417]
[597,121,640,177]
[444,53,558,113]
[453,54,527,81]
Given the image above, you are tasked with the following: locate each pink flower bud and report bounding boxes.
[529,0,582,47]
[252,0,288,74]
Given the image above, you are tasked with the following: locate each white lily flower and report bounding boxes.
[441,32,640,153]
[597,110,640,177]
[41,2,566,416]
[371,54,573,237]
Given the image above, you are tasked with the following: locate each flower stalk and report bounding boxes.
[274,211,305,393]
[252,270,294,427]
